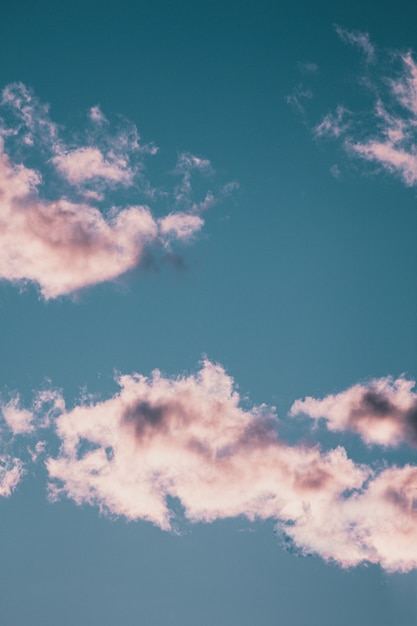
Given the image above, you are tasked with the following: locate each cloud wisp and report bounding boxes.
[334,25,375,64]
[312,36,417,188]
[0,83,232,298]
[2,362,416,572]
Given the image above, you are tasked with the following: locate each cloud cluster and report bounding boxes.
[313,33,417,187]
[0,455,23,497]
[46,362,368,536]
[0,83,231,298]
[2,362,400,572]
[291,376,417,448]
[0,361,416,571]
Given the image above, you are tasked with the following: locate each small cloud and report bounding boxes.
[89,105,107,125]
[334,24,375,63]
[297,62,320,75]
[329,164,341,179]
[0,455,23,497]
[285,85,313,116]
[314,106,350,138]
[52,146,135,186]
[0,84,235,298]
[291,376,417,448]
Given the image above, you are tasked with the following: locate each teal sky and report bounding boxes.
[1,1,417,625]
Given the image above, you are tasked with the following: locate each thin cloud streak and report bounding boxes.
[334,24,376,64]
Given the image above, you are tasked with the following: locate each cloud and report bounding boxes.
[291,376,417,448]
[297,62,320,75]
[52,147,135,186]
[46,361,367,531]
[278,462,417,573]
[31,360,415,572]
[0,455,23,497]
[0,388,65,436]
[1,82,59,149]
[314,106,351,138]
[159,212,204,242]
[0,84,235,298]
[285,85,313,116]
[313,39,417,188]
[334,25,375,63]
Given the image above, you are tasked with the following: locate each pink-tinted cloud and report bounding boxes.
[33,360,417,571]
[0,147,159,298]
[46,361,367,532]
[159,212,204,242]
[52,147,135,186]
[279,462,417,573]
[0,389,65,436]
[1,82,59,149]
[0,455,23,497]
[313,39,417,188]
[314,106,350,138]
[389,52,417,117]
[349,140,417,186]
[0,83,237,297]
[291,376,417,448]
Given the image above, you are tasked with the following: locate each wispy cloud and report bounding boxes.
[291,376,417,448]
[313,38,417,188]
[0,455,23,497]
[314,106,351,139]
[334,24,375,64]
[0,84,233,298]
[0,361,406,572]
[297,62,320,75]
[285,85,313,116]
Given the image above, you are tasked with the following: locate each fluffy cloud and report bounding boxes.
[313,38,417,188]
[291,376,417,448]
[0,146,166,298]
[0,84,235,298]
[46,361,366,530]
[279,462,417,573]
[38,361,416,572]
[52,147,135,186]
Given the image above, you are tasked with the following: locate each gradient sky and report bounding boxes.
[1,1,417,625]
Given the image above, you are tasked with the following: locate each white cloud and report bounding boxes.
[52,147,135,186]
[314,106,350,138]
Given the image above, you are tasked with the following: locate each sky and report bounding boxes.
[0,1,417,624]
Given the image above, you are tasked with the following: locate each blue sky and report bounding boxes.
[1,1,417,624]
